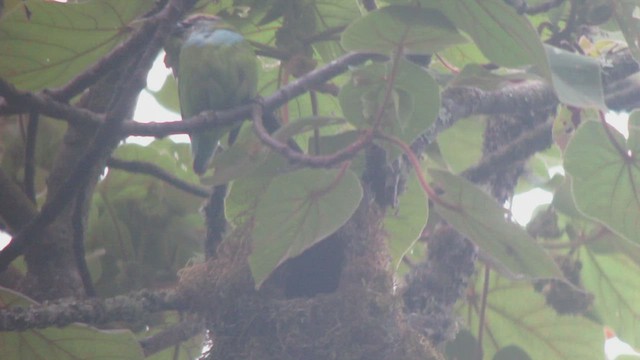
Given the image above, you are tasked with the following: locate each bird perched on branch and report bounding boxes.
[164,14,258,175]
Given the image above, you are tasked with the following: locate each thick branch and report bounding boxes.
[0,289,184,331]
[0,78,104,126]
[3,48,639,142]
[411,80,557,156]
[462,120,553,184]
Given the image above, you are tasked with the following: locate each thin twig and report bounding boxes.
[23,111,38,203]
[377,133,459,211]
[476,266,491,360]
[302,25,346,44]
[72,190,96,297]
[247,40,289,60]
[252,103,373,168]
[106,158,210,198]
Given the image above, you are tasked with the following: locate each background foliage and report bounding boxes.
[1,0,640,359]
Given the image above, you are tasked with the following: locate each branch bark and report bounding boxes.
[0,289,184,331]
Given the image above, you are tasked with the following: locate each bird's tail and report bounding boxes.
[192,138,218,175]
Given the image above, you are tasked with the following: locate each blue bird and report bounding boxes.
[164,15,258,174]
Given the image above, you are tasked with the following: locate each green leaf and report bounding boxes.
[430,169,561,279]
[341,5,466,55]
[143,311,204,360]
[384,174,428,270]
[206,123,270,186]
[445,329,478,360]
[149,74,180,114]
[208,117,343,186]
[0,287,144,360]
[459,275,604,360]
[564,119,640,244]
[249,168,362,288]
[308,131,367,174]
[436,42,490,70]
[421,0,550,78]
[581,248,640,349]
[225,150,294,226]
[339,59,440,158]
[273,116,346,142]
[552,177,583,218]
[493,345,532,360]
[0,0,155,90]
[448,64,539,92]
[545,45,606,110]
[437,115,485,173]
[614,0,640,63]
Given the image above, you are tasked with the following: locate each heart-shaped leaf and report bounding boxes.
[341,5,465,55]
[564,118,640,244]
[339,59,440,159]
[249,168,363,288]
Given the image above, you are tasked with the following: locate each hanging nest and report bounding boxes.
[177,189,443,360]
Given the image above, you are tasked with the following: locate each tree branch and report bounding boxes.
[72,190,96,297]
[0,78,104,126]
[23,111,38,203]
[410,80,557,156]
[252,103,373,168]
[0,0,196,271]
[122,51,375,137]
[462,120,553,184]
[106,158,210,198]
[0,289,184,331]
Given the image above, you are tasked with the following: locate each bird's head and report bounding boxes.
[163,14,223,75]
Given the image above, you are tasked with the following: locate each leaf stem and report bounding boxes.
[476,265,491,360]
[376,132,459,211]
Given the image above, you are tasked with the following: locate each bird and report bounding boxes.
[164,14,258,175]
